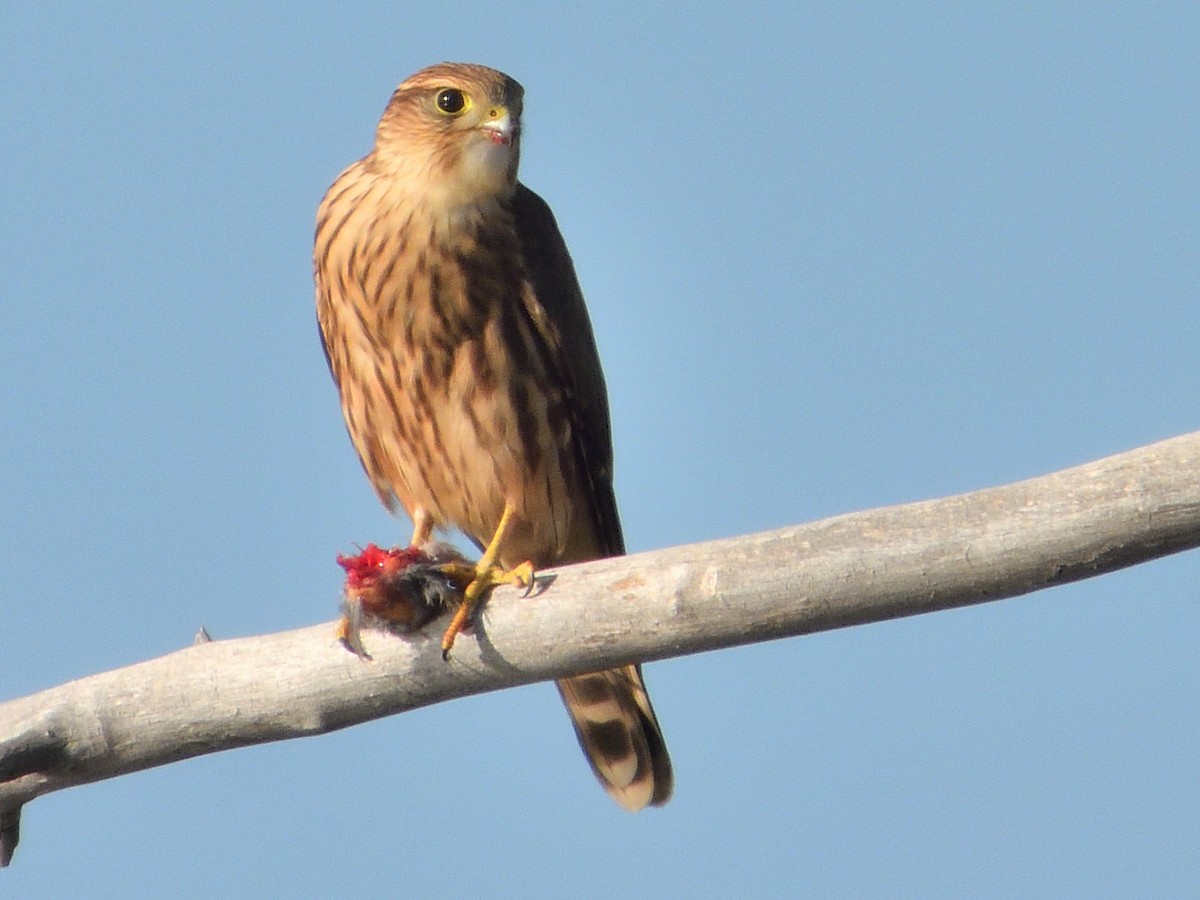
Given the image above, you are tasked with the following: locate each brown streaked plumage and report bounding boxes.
[314,62,672,810]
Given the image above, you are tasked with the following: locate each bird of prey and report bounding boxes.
[314,62,672,810]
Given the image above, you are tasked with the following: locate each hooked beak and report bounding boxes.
[481,107,516,145]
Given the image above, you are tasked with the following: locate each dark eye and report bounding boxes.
[436,88,467,115]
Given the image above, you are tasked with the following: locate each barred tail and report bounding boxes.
[556,665,673,810]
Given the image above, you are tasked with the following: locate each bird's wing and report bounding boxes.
[511,183,625,559]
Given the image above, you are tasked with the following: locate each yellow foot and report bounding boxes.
[439,559,535,660]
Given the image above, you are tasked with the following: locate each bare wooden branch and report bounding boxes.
[3,430,1200,865]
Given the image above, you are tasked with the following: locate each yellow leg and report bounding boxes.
[409,507,434,547]
[440,505,534,660]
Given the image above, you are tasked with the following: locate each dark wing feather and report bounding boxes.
[511,183,625,559]
[512,184,672,809]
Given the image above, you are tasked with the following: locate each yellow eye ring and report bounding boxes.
[435,88,469,116]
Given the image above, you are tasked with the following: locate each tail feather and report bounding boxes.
[556,665,673,810]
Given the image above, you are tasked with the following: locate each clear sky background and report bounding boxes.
[3,3,1198,898]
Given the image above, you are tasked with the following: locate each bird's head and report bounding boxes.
[372,62,524,209]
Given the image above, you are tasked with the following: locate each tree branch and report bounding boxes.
[3,430,1200,865]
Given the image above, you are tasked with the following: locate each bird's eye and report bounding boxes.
[435,88,468,115]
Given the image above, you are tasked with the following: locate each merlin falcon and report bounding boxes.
[314,62,672,810]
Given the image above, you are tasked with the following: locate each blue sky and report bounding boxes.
[3,3,1198,897]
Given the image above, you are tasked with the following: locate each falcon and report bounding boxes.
[314,62,672,810]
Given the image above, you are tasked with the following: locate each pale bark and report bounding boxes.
[3,431,1199,865]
